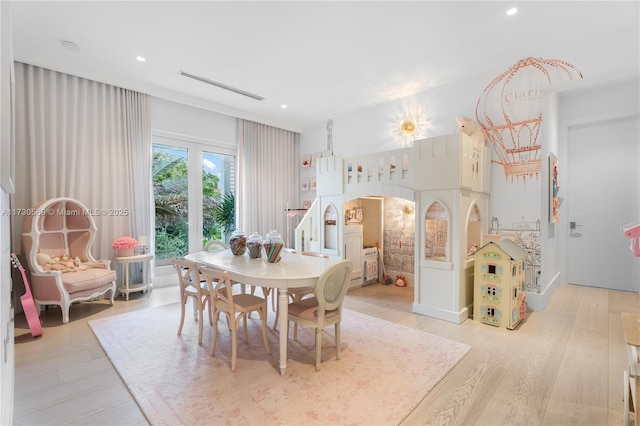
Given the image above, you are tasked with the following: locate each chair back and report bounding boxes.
[204,239,228,251]
[171,258,203,294]
[22,197,100,273]
[200,268,234,313]
[315,260,352,314]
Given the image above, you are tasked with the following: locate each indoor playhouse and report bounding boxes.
[295,131,491,323]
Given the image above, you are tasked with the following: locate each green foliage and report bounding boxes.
[152,149,229,259]
[154,225,188,261]
[213,192,236,240]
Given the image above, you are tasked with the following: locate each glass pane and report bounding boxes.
[202,151,236,245]
[425,201,448,261]
[153,144,188,262]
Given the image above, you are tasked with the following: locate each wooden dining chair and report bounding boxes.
[201,267,271,371]
[287,260,352,371]
[171,258,212,345]
[204,239,228,251]
[271,251,327,330]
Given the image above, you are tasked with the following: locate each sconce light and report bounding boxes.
[399,117,417,136]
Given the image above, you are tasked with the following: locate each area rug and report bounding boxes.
[89,303,470,425]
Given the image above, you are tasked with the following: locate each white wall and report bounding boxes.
[150,97,237,146]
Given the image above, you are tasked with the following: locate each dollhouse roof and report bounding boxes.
[477,239,528,261]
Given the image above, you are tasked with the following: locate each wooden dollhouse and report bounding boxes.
[295,131,491,324]
[472,238,528,329]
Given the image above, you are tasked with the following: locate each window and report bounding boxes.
[425,201,449,261]
[153,135,235,264]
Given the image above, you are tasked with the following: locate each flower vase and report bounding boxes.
[116,248,135,257]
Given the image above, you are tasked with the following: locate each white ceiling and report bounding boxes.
[9,1,640,132]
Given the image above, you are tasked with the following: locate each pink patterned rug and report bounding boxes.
[89,303,470,425]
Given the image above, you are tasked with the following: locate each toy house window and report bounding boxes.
[487,286,497,296]
[487,307,496,317]
[488,264,496,274]
[425,201,449,262]
[512,265,517,276]
[513,287,518,298]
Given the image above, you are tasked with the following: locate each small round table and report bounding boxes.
[114,253,154,301]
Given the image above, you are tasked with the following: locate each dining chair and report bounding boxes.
[287,259,352,371]
[204,239,228,251]
[271,251,325,330]
[171,258,212,345]
[201,267,271,371]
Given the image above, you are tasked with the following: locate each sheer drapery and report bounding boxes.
[237,119,299,244]
[12,62,151,260]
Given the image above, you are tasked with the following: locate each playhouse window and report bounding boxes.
[487,307,496,317]
[425,201,449,262]
[466,203,481,257]
[488,264,496,274]
[323,204,338,250]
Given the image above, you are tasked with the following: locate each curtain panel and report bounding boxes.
[12,62,151,260]
[237,119,300,245]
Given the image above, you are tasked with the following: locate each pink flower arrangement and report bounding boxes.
[112,237,139,251]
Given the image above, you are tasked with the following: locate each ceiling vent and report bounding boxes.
[179,71,264,101]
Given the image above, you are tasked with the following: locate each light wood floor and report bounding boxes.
[13,282,639,425]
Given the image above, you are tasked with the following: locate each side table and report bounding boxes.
[115,254,154,301]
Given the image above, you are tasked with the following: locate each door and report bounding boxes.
[153,135,236,265]
[344,225,363,285]
[567,116,640,291]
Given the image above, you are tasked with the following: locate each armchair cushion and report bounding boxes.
[61,268,117,294]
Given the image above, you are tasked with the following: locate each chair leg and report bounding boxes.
[210,311,220,356]
[197,300,204,345]
[231,315,238,371]
[62,304,70,324]
[206,297,213,325]
[109,282,116,305]
[242,314,249,343]
[177,295,187,336]
[259,307,271,355]
[335,322,341,360]
[315,327,322,372]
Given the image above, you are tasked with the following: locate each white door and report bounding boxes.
[567,116,640,292]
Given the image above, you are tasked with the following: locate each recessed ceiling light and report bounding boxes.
[61,40,79,52]
[136,56,146,62]
[281,104,288,109]
[506,7,518,16]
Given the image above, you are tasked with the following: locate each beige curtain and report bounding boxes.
[12,62,151,260]
[237,119,299,245]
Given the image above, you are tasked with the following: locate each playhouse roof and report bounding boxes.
[477,238,529,261]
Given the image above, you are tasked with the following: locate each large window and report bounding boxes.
[153,135,235,264]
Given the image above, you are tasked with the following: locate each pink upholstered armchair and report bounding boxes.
[21,197,117,324]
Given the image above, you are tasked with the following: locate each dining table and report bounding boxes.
[185,249,338,375]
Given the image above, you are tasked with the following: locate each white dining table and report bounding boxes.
[185,249,338,375]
